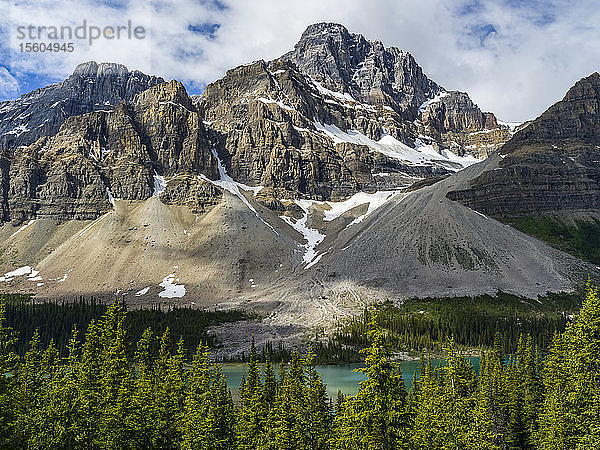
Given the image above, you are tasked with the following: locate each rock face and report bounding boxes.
[199,23,518,204]
[418,92,512,159]
[0,62,164,149]
[282,22,513,158]
[2,80,218,224]
[201,59,452,203]
[282,22,438,118]
[447,73,600,217]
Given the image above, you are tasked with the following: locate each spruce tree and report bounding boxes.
[0,299,18,446]
[333,312,409,449]
[236,337,265,449]
[304,350,331,450]
[538,282,600,448]
[98,302,134,449]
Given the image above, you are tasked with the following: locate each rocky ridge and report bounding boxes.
[447,72,600,217]
[0,62,164,150]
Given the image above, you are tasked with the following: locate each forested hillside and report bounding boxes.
[1,284,599,449]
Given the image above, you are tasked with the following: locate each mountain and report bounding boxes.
[447,72,600,217]
[0,24,597,350]
[1,80,217,224]
[0,61,164,149]
[281,22,513,158]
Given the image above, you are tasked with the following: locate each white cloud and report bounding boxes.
[0,67,19,99]
[1,0,599,121]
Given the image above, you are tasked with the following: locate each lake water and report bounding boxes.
[222,357,481,400]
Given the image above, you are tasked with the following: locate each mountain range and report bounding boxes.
[0,23,598,349]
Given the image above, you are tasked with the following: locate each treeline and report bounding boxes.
[331,292,577,357]
[1,284,599,448]
[4,296,250,357]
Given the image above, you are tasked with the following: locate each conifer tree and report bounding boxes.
[538,282,600,448]
[181,342,235,449]
[98,302,134,448]
[153,329,186,448]
[304,350,331,450]
[11,330,45,447]
[333,311,409,449]
[128,327,159,447]
[27,327,80,449]
[236,337,266,449]
[263,351,276,407]
[0,299,18,446]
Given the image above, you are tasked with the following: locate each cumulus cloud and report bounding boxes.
[1,0,599,121]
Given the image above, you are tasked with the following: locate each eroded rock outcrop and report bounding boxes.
[2,80,218,223]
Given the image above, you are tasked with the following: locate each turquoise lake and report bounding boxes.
[222,357,481,400]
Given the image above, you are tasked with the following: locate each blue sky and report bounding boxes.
[1,0,599,122]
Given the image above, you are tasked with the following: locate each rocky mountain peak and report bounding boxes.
[72,61,129,78]
[283,23,438,117]
[0,62,164,150]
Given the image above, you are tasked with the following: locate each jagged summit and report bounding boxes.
[283,22,438,117]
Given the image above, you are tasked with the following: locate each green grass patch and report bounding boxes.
[507,216,600,264]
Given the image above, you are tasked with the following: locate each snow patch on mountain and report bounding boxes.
[314,121,477,169]
[3,124,30,137]
[279,201,325,266]
[9,219,35,239]
[153,174,167,197]
[257,97,295,112]
[201,150,275,234]
[418,91,450,114]
[322,191,404,224]
[158,274,186,298]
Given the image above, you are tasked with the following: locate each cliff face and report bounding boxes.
[0,24,516,225]
[418,92,512,159]
[201,59,453,205]
[447,73,600,217]
[0,62,164,151]
[2,80,218,224]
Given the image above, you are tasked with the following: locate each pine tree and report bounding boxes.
[479,333,509,448]
[98,302,134,449]
[333,311,409,449]
[28,327,80,449]
[128,327,159,448]
[538,281,600,448]
[11,330,45,446]
[236,337,266,449]
[153,329,186,448]
[0,299,19,446]
[304,349,331,450]
[72,319,104,448]
[182,342,235,449]
[263,351,276,407]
